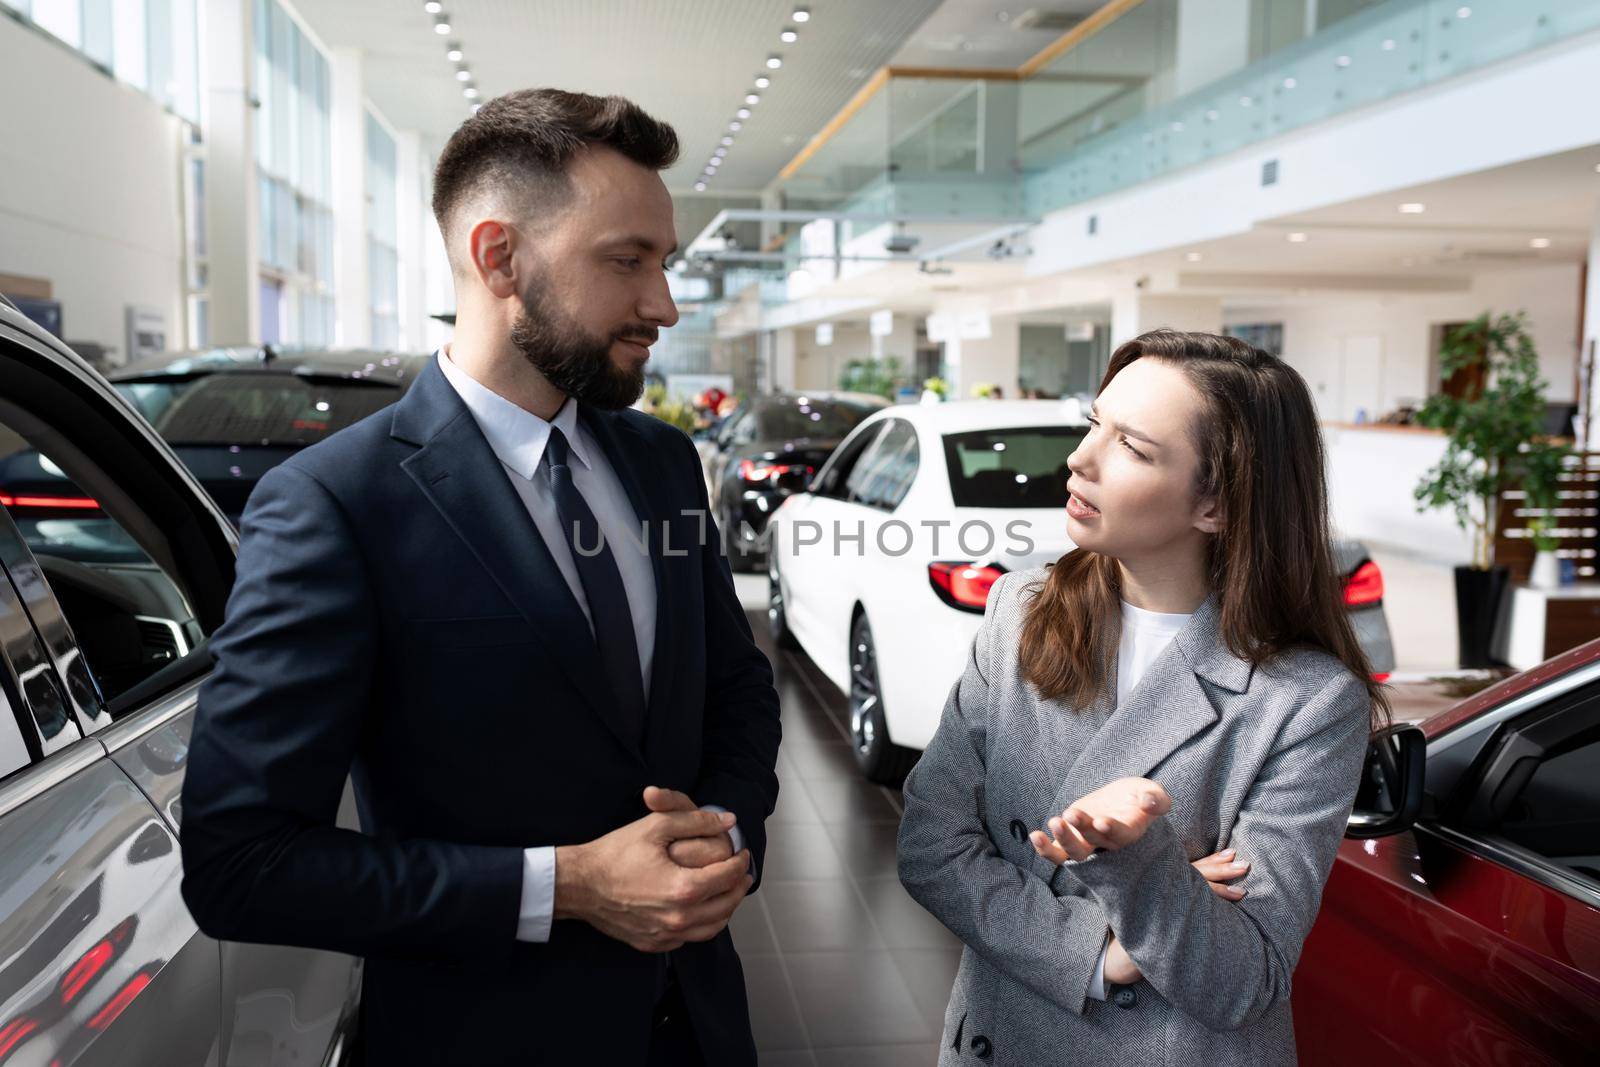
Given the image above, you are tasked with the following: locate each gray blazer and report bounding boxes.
[898,569,1371,1066]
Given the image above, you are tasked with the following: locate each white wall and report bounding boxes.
[1227,263,1583,420]
[0,16,186,360]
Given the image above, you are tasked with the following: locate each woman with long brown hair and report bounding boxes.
[898,329,1388,1065]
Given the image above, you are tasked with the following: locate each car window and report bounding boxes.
[0,348,222,723]
[846,419,919,511]
[0,679,28,781]
[0,553,79,776]
[756,399,877,441]
[942,425,1086,509]
[729,412,759,447]
[122,374,401,446]
[811,423,885,501]
[1497,728,1600,883]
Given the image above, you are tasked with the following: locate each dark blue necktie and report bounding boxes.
[544,426,647,748]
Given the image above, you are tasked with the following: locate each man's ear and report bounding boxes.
[1193,495,1224,535]
[468,218,518,299]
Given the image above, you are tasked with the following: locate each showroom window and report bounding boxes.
[367,110,401,350]
[10,0,199,123]
[255,0,335,345]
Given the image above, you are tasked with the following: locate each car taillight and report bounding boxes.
[1343,560,1383,607]
[739,460,813,483]
[1371,673,1391,684]
[0,493,100,510]
[929,562,1005,614]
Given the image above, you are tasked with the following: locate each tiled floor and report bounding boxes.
[730,575,956,1066]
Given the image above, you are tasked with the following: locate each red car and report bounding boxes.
[1294,642,1600,1064]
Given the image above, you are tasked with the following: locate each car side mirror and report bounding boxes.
[1346,723,1426,838]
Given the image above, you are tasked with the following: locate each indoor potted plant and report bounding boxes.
[1526,514,1562,589]
[1413,312,1571,667]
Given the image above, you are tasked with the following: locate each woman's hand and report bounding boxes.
[1092,850,1251,988]
[1026,777,1171,862]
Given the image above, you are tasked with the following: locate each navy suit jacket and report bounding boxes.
[180,358,782,1065]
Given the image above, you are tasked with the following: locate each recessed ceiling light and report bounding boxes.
[780,28,798,43]
[1336,54,1352,67]
[1287,232,1309,242]
[1282,76,1297,89]
[720,136,734,146]
[1239,95,1253,107]
[445,45,463,61]
[1398,202,1425,213]
[434,20,451,35]
[714,147,728,158]
[707,158,721,168]
[424,2,442,12]
[1382,38,1396,50]
[736,107,752,119]
[755,75,771,88]
[1530,237,1552,248]
[792,6,810,22]
[729,120,743,131]
[1594,162,1600,173]
[1185,251,1202,261]
[463,86,478,99]
[745,93,760,105]
[1456,6,1472,18]
[767,54,783,69]
[694,181,708,191]
[455,69,471,81]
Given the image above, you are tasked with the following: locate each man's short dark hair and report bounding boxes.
[431,88,679,244]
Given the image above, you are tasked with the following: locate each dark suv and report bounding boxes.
[0,299,361,1065]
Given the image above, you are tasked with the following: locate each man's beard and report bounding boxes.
[509,278,653,410]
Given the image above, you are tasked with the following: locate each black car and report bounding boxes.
[701,391,888,570]
[106,346,432,522]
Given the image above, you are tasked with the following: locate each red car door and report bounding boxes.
[1294,677,1600,1064]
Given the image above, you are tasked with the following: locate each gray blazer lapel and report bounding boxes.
[1047,596,1251,818]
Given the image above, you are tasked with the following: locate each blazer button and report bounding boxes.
[1113,985,1138,1010]
[1008,819,1027,842]
[970,1034,992,1059]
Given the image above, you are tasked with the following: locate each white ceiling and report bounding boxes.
[293,0,999,196]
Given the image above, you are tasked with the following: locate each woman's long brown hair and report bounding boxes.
[1017,329,1392,732]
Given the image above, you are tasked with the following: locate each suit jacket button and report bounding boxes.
[1008,819,1027,842]
[1114,985,1138,1009]
[970,1034,992,1059]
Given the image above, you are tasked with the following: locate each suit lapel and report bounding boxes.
[393,361,644,763]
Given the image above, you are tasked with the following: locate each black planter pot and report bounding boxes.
[1454,565,1510,669]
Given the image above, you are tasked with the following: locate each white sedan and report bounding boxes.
[765,400,1086,783]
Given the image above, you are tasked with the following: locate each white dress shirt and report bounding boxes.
[436,349,741,943]
[1086,599,1193,1000]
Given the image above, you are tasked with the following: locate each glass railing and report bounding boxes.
[768,0,1600,239]
[1021,0,1600,215]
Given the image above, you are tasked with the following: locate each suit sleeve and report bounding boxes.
[898,574,1114,1015]
[180,462,524,963]
[1062,669,1370,1031]
[678,431,782,893]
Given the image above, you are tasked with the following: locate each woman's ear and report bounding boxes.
[1192,495,1224,535]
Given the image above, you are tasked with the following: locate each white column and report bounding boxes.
[1174,0,1252,97]
[947,316,1021,399]
[1581,196,1600,449]
[1110,292,1223,348]
[203,0,259,344]
[329,47,370,348]
[771,328,798,391]
[395,129,427,352]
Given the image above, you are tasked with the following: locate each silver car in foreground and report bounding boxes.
[0,296,360,1066]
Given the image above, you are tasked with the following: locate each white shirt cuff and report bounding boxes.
[1087,932,1111,1000]
[698,803,748,869]
[516,846,556,942]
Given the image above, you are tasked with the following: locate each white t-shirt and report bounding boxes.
[1116,600,1193,707]
[1089,599,1193,1000]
